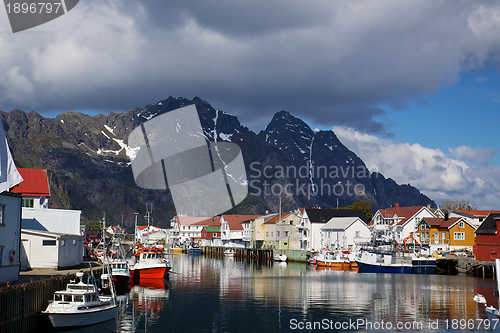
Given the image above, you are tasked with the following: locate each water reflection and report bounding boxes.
[58,254,498,332]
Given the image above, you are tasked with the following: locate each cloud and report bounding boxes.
[334,126,500,209]
[449,146,500,165]
[0,1,500,133]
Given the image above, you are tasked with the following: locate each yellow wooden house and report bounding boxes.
[417,217,476,253]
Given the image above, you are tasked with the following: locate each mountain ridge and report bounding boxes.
[1,96,435,230]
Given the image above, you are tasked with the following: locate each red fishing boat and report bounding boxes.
[130,246,171,280]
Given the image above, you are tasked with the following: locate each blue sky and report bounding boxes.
[386,70,500,166]
[1,0,500,208]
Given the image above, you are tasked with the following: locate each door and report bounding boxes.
[21,239,30,270]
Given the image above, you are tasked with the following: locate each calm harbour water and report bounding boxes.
[53,254,499,333]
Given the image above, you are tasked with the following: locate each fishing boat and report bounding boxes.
[316,251,351,270]
[474,259,500,333]
[224,249,236,257]
[274,253,288,262]
[355,248,413,273]
[186,245,202,254]
[43,268,117,327]
[131,246,171,280]
[130,207,172,281]
[107,236,131,288]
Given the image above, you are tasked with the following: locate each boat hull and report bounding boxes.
[316,260,351,270]
[46,305,118,328]
[133,266,170,280]
[411,258,436,274]
[187,248,202,254]
[356,261,412,274]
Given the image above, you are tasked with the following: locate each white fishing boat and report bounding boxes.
[43,269,118,328]
[474,259,500,333]
[107,235,131,288]
[274,253,288,262]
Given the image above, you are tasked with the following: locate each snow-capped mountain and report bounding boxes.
[1,97,434,229]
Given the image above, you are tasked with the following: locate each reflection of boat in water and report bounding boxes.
[474,259,500,333]
[274,253,287,262]
[43,269,118,328]
[224,249,235,257]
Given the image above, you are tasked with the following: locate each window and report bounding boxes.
[61,240,65,246]
[0,205,4,225]
[421,232,429,243]
[0,247,3,266]
[434,232,439,243]
[271,232,273,237]
[74,295,83,302]
[415,217,421,225]
[213,233,217,237]
[355,231,360,239]
[54,294,62,302]
[63,295,73,302]
[43,240,56,246]
[266,232,269,237]
[72,239,76,246]
[454,232,465,240]
[284,242,288,246]
[22,198,34,208]
[458,221,464,228]
[285,231,289,237]
[277,231,280,237]
[290,221,293,225]
[420,223,429,230]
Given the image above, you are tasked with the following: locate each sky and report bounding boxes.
[0,0,499,209]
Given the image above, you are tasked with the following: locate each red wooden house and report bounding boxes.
[474,213,500,261]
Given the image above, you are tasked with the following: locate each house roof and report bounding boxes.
[373,206,426,226]
[11,168,50,197]
[203,226,221,232]
[452,210,500,218]
[264,212,294,224]
[420,217,469,229]
[320,217,363,230]
[420,217,444,227]
[175,216,211,226]
[21,229,84,238]
[475,213,500,234]
[305,208,369,224]
[222,215,261,230]
[193,216,221,226]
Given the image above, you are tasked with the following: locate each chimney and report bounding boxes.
[395,203,399,209]
[444,213,449,221]
[427,204,431,209]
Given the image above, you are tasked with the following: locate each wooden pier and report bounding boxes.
[202,246,275,264]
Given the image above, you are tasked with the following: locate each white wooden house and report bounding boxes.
[0,193,23,285]
[371,204,436,243]
[298,208,370,251]
[320,217,371,251]
[20,229,84,269]
[220,215,260,248]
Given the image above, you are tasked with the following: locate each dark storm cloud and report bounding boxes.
[1,0,500,133]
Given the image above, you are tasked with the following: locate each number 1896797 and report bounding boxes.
[6,2,62,14]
